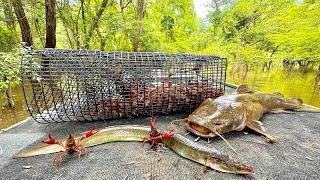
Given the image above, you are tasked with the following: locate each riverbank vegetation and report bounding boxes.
[0,0,319,128]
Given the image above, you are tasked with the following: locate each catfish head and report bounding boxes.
[185,103,246,139]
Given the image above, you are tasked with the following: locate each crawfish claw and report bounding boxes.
[149,116,156,130]
[162,129,174,139]
[82,125,100,138]
[142,116,175,150]
[42,133,59,145]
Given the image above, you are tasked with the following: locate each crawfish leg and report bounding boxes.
[201,158,211,174]
[246,120,278,143]
[141,137,148,147]
[54,151,67,167]
[74,146,87,159]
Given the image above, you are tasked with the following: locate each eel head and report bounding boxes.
[207,156,254,175]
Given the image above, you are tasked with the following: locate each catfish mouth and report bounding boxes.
[185,121,216,138]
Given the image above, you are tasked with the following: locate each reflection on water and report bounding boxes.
[0,86,30,130]
[227,68,320,108]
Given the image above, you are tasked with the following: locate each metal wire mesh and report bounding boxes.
[21,49,226,123]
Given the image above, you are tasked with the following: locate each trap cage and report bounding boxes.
[21,49,226,123]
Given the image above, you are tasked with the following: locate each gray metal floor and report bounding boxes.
[0,88,320,180]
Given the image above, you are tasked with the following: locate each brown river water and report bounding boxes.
[0,86,31,130]
[1,68,319,130]
[227,69,320,107]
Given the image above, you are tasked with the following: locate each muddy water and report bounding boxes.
[1,68,319,130]
[0,86,30,130]
[227,68,320,108]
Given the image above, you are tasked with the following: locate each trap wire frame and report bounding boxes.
[21,49,227,123]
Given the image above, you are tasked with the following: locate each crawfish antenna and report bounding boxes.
[213,130,239,157]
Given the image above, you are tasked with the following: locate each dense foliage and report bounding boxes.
[201,0,320,72]
[0,0,319,106]
[0,50,21,107]
[1,0,319,63]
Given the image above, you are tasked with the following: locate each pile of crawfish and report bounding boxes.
[78,80,222,120]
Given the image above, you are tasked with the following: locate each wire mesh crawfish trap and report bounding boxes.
[21,49,227,123]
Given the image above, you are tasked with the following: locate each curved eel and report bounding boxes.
[14,125,253,175]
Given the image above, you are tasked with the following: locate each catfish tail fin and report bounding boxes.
[295,104,320,113]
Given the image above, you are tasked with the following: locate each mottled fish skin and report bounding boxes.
[80,125,150,147]
[162,134,253,174]
[186,95,248,136]
[14,125,253,175]
[185,92,303,140]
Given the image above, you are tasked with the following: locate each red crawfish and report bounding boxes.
[42,125,100,166]
[142,116,174,150]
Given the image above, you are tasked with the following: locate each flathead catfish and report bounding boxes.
[185,85,319,143]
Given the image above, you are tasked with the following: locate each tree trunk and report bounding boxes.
[283,59,296,71]
[75,8,81,49]
[12,0,33,46]
[58,11,74,49]
[84,0,109,49]
[5,89,15,108]
[96,29,107,51]
[120,0,124,13]
[56,2,79,48]
[3,0,19,50]
[34,18,45,47]
[120,0,132,13]
[45,0,56,48]
[316,66,320,86]
[80,0,87,45]
[133,0,145,52]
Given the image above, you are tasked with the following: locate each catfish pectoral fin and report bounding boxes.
[269,110,295,114]
[266,136,278,144]
[246,121,278,143]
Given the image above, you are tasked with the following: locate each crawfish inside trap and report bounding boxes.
[21,49,226,123]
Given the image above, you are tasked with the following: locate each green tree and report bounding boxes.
[0,51,21,108]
